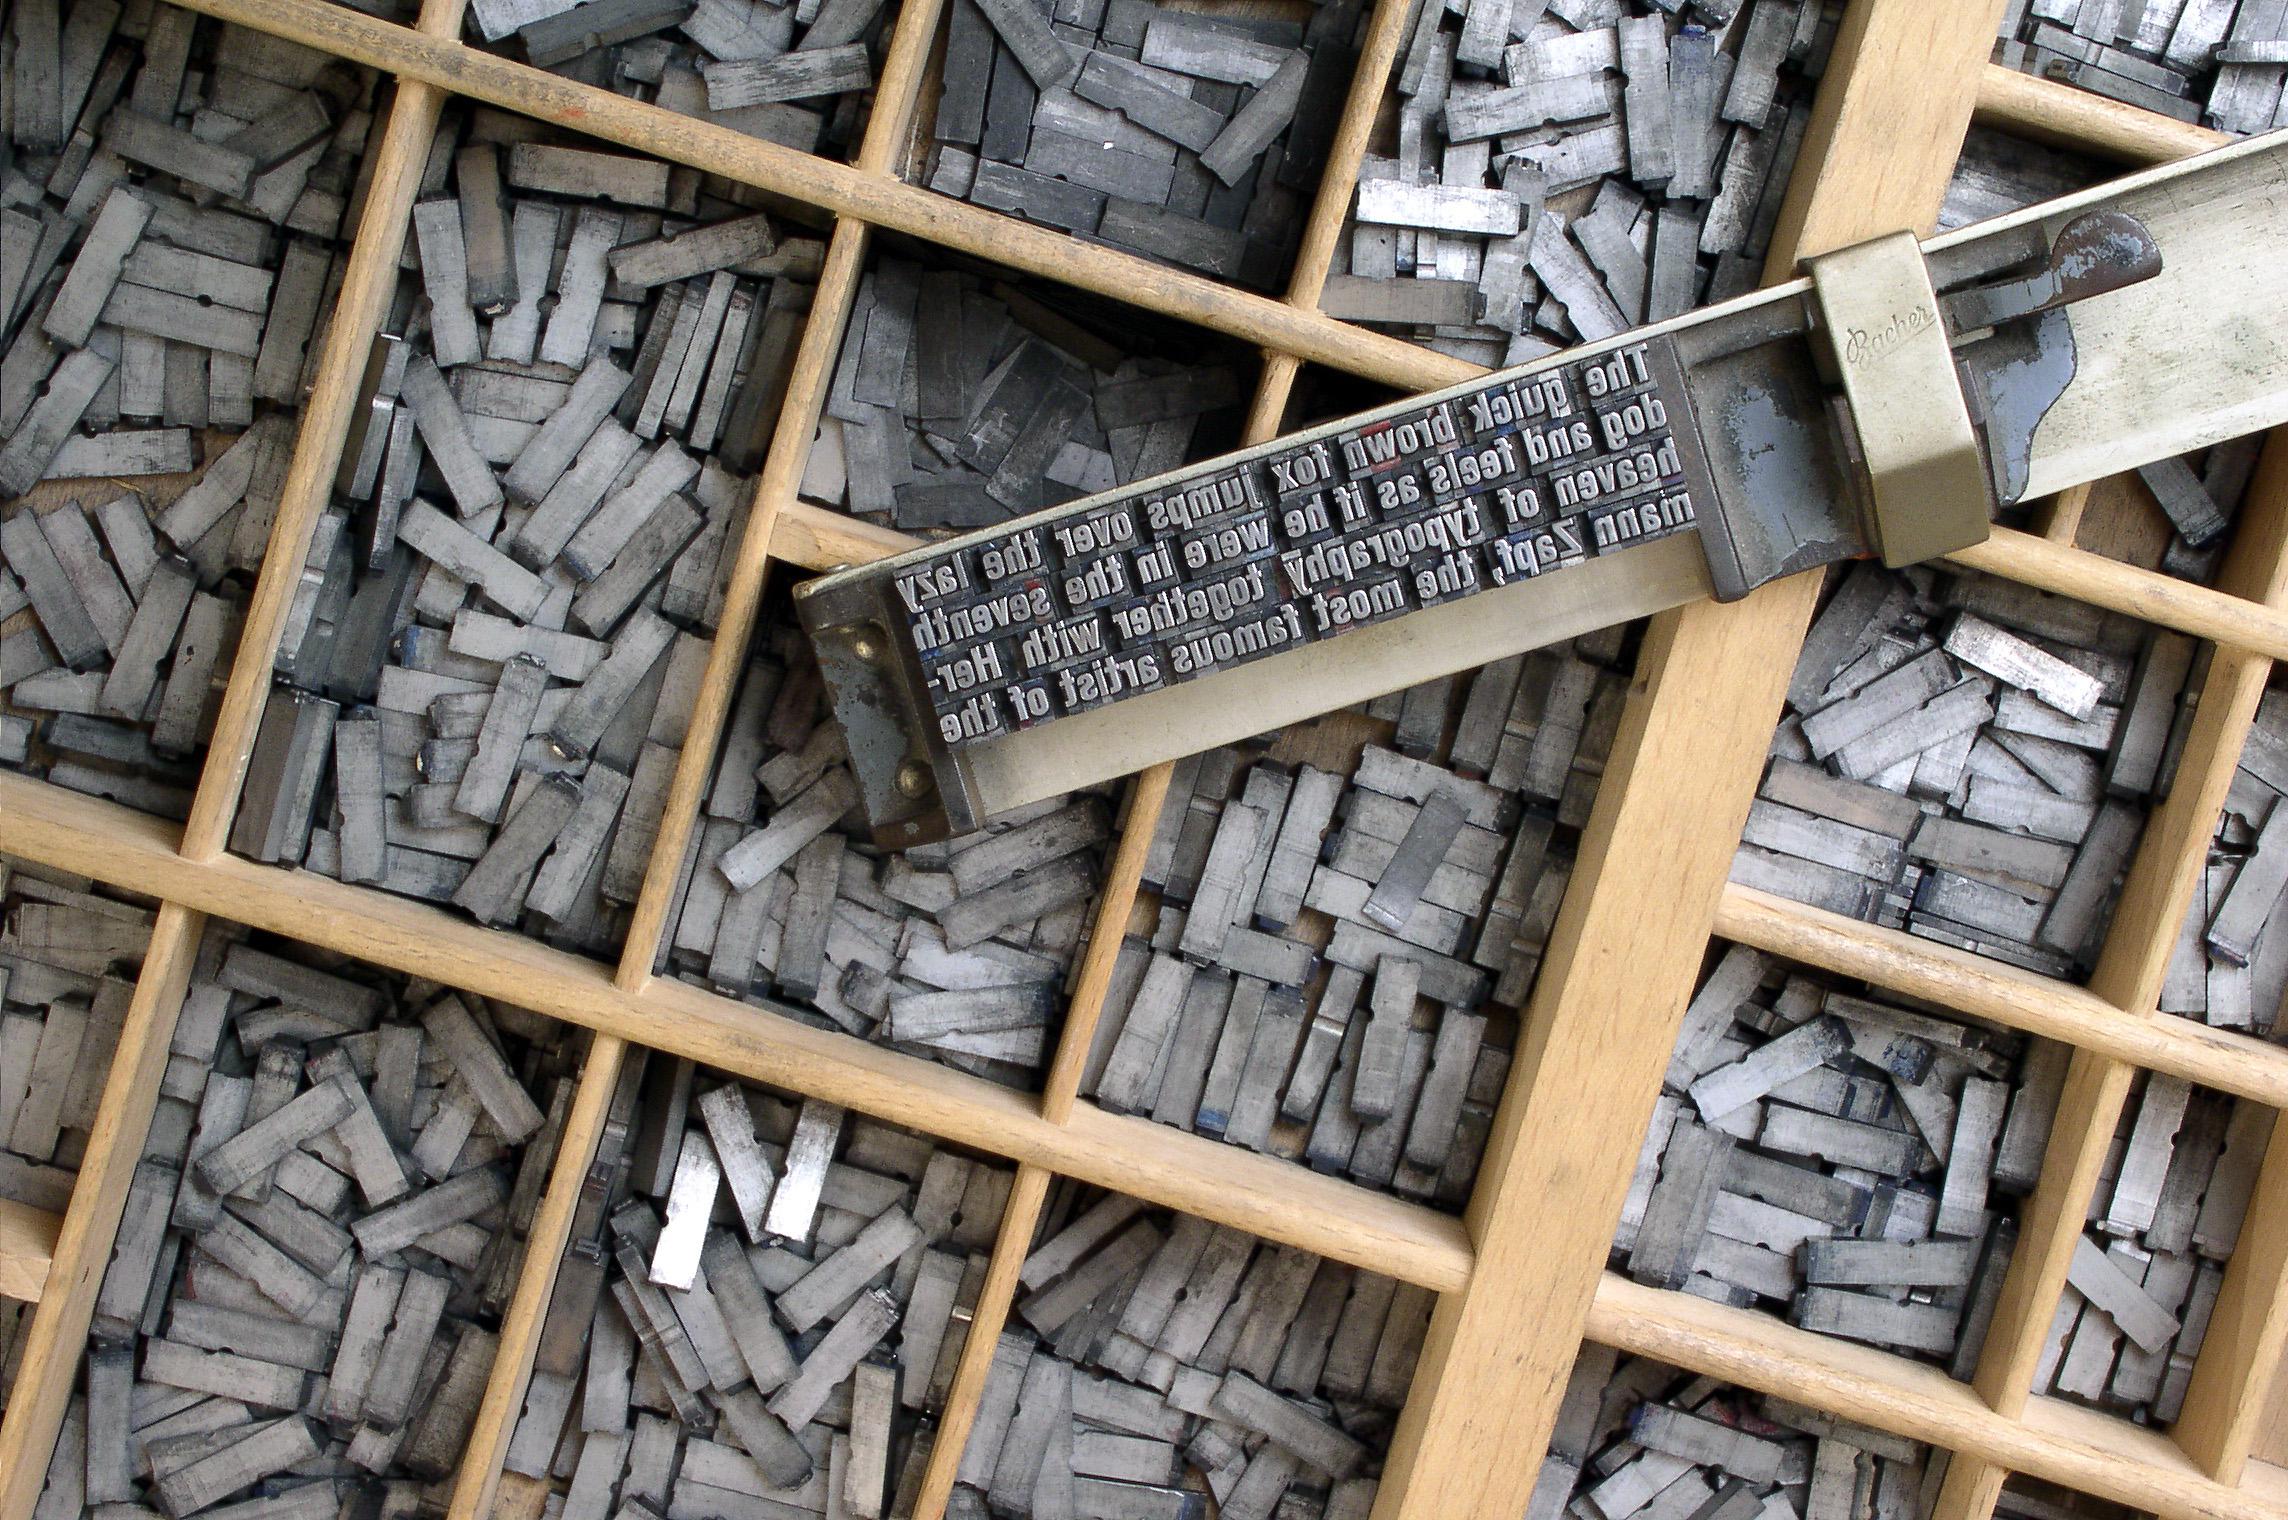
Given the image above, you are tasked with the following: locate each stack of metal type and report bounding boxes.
[1,7,378,811]
[1529,1347,1936,1520]
[801,254,1250,535]
[2156,684,2288,1034]
[667,608,1113,1088]
[1940,124,2106,231]
[1321,0,1837,367]
[950,1180,1411,1520]
[2121,433,2265,584]
[505,1053,1013,1520]
[1733,565,2205,980]
[1994,0,2288,135]
[465,0,890,160]
[34,926,582,1518]
[1080,638,1634,1204]
[1615,946,2051,1373]
[0,855,153,1225]
[919,0,1360,292]
[2032,1073,2267,1425]
[229,120,820,953]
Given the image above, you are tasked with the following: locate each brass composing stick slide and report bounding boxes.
[800,132,2288,845]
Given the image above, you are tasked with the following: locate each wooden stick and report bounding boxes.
[1715,884,2288,1110]
[1970,1048,2138,1420]
[0,903,203,1519]
[2172,1119,2288,1484]
[2132,438,2288,1485]
[772,499,919,569]
[1975,63,2229,167]
[614,220,874,989]
[1926,1453,2011,1520]
[2036,481,2093,544]
[911,1162,1050,1519]
[1950,527,2288,663]
[1038,762,1173,1126]
[445,1036,627,1520]
[177,3,453,859]
[611,0,950,986]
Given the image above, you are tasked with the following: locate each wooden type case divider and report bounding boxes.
[2,2,2286,1519]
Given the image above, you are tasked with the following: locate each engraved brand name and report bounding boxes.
[1843,304,1936,365]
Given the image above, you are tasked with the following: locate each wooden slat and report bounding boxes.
[0,773,1473,1293]
[2161,452,2288,1488]
[1951,528,2288,663]
[1714,885,2288,1109]
[1039,763,1172,1125]
[0,904,203,1518]
[164,0,1479,396]
[2036,482,2094,544]
[0,1201,61,1305]
[1975,63,2231,166]
[1971,1049,2139,1418]
[1941,700,2233,1500]
[773,499,917,569]
[1036,0,1413,1129]
[177,7,453,859]
[2174,1115,2288,1483]
[1973,428,2288,1403]
[911,1162,1051,1518]
[1586,1274,2285,1520]
[1369,7,2009,1517]
[612,0,947,983]
[616,219,873,986]
[446,1036,625,1520]
[1929,1457,2011,1520]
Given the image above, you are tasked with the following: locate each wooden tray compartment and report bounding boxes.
[0,4,2285,1520]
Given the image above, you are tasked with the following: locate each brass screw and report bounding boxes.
[896,761,931,798]
[850,632,879,664]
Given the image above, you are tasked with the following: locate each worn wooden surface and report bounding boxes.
[0,1201,61,1305]
[1370,6,2013,1517]
[1,1,2285,1518]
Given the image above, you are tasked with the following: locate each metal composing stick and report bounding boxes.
[802,134,2288,842]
